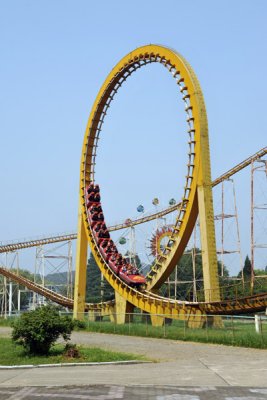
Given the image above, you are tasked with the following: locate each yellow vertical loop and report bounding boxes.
[74,44,220,315]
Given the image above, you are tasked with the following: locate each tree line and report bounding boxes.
[1,250,266,310]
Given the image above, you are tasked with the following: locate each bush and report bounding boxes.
[64,343,81,358]
[73,319,86,330]
[12,305,74,355]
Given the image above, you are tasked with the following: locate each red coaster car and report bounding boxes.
[119,266,146,287]
[88,210,104,223]
[86,192,101,208]
[94,221,102,231]
[108,254,122,274]
[92,222,105,238]
[85,183,101,207]
[97,229,110,242]
[87,203,102,215]
[86,183,95,195]
[88,213,99,228]
[86,183,100,195]
[98,239,108,258]
[99,239,117,261]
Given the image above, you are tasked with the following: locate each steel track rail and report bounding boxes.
[212,146,267,186]
[0,266,73,309]
[1,146,265,254]
[0,266,114,311]
[0,234,77,254]
[1,265,267,315]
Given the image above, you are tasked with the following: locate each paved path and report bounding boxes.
[0,385,267,400]
[0,329,267,400]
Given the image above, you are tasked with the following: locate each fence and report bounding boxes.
[1,311,266,349]
[69,312,267,349]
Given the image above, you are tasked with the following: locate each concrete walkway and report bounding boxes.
[0,328,267,387]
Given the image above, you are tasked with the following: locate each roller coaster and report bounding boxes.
[0,146,265,254]
[1,45,267,325]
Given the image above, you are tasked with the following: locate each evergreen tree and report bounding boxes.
[159,248,229,300]
[243,255,252,278]
[86,253,114,303]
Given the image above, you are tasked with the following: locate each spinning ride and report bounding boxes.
[73,44,220,323]
[149,226,174,258]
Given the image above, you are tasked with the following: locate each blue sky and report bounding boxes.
[0,1,266,273]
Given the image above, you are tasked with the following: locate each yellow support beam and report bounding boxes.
[196,104,220,302]
[73,206,88,319]
[115,291,134,324]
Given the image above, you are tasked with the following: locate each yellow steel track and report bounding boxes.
[74,44,219,318]
[0,147,265,254]
[1,264,266,316]
[1,42,266,318]
[73,45,267,318]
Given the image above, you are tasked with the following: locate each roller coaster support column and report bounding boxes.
[197,128,221,304]
[115,291,134,324]
[73,208,88,320]
[196,123,222,328]
[150,314,165,327]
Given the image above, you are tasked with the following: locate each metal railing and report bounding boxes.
[66,312,267,348]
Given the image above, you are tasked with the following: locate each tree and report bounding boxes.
[0,269,37,310]
[158,248,229,300]
[237,255,252,279]
[86,253,114,303]
[244,255,252,277]
[12,305,74,355]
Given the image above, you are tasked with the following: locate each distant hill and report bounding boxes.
[45,271,75,285]
[45,262,149,287]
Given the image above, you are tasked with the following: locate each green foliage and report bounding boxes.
[232,255,267,298]
[0,269,36,309]
[73,319,86,330]
[237,255,253,280]
[0,337,143,365]
[11,305,74,355]
[63,342,80,358]
[86,253,114,303]
[159,249,230,300]
[45,271,75,297]
[243,255,252,278]
[83,318,267,349]
[0,317,15,326]
[254,268,266,276]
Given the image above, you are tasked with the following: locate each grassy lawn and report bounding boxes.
[0,338,145,366]
[82,318,267,349]
[0,318,14,327]
[1,316,267,350]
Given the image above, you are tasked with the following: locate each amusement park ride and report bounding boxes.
[0,45,267,326]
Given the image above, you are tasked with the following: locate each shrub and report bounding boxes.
[73,319,86,330]
[64,343,81,358]
[12,305,74,355]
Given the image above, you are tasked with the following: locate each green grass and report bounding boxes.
[0,338,146,366]
[83,318,267,349]
[1,316,267,350]
[0,317,15,327]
